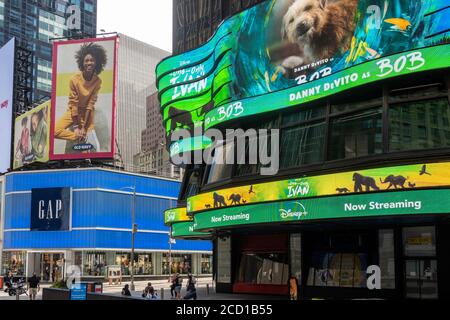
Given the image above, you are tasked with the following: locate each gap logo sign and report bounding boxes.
[31,188,72,231]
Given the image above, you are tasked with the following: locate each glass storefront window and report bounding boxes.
[162,253,192,274]
[237,253,289,285]
[84,252,106,276]
[201,254,212,274]
[290,234,302,281]
[2,251,26,276]
[379,230,396,289]
[136,254,153,275]
[403,227,436,257]
[116,252,131,275]
[306,252,368,288]
[280,122,326,168]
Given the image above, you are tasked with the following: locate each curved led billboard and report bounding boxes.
[164,207,191,226]
[187,161,450,214]
[193,189,450,231]
[157,0,450,156]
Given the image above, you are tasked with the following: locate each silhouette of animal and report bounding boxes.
[213,192,227,208]
[419,165,431,176]
[228,194,242,206]
[408,182,416,188]
[380,175,408,190]
[249,185,255,195]
[169,107,193,132]
[281,0,358,66]
[336,187,350,194]
[353,173,380,192]
[205,204,211,209]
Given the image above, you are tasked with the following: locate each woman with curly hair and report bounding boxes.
[54,42,107,151]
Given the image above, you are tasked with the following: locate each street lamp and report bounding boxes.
[120,181,137,291]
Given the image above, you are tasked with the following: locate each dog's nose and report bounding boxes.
[296,23,310,37]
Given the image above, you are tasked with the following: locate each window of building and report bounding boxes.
[206,142,233,184]
[328,108,383,160]
[389,98,450,151]
[306,233,372,288]
[201,254,212,274]
[403,226,436,257]
[1,251,27,276]
[162,253,192,275]
[379,230,395,289]
[238,252,289,285]
[83,252,106,276]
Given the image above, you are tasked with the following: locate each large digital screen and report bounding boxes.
[50,37,118,160]
[156,0,450,154]
[193,189,450,231]
[188,161,450,214]
[13,101,51,169]
[0,38,15,173]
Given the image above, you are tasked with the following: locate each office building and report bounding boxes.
[0,0,97,101]
[115,34,169,173]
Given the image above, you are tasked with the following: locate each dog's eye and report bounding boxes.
[304,5,312,11]
[289,18,294,24]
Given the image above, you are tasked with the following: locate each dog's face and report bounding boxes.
[282,0,328,44]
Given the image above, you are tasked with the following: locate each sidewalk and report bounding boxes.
[0,278,287,300]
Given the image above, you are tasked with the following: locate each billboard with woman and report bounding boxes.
[13,101,51,169]
[50,37,118,160]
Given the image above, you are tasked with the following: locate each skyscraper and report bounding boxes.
[173,0,264,54]
[115,33,169,173]
[0,0,97,101]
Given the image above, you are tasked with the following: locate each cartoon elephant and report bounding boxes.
[353,173,380,192]
[213,192,227,208]
[228,194,242,206]
[380,175,408,190]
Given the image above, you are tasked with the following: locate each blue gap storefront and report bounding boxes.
[0,168,212,281]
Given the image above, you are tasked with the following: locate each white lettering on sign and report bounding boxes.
[376,52,425,77]
[38,200,63,220]
[344,200,422,212]
[171,77,208,100]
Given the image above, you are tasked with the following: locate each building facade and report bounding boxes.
[0,0,97,101]
[0,168,212,281]
[173,0,264,54]
[134,92,182,179]
[161,0,450,300]
[115,34,170,173]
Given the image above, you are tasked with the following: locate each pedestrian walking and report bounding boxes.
[27,273,40,301]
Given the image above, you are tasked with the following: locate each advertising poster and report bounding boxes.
[0,38,15,173]
[157,0,450,154]
[188,161,450,213]
[13,101,51,169]
[50,37,118,160]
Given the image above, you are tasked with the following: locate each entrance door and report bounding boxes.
[403,226,438,299]
[39,253,65,283]
[405,259,438,299]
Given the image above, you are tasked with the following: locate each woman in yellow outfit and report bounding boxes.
[54,43,107,152]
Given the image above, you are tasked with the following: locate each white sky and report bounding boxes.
[96,0,173,53]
